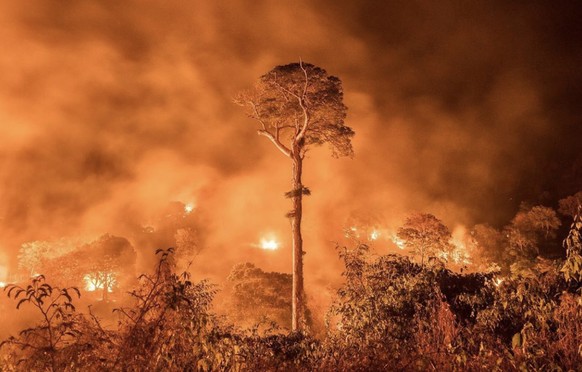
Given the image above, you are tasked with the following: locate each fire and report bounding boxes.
[450,225,472,265]
[391,234,406,249]
[84,273,115,292]
[0,282,6,288]
[345,226,360,239]
[369,229,380,241]
[494,277,504,287]
[260,239,279,250]
[345,226,383,241]
[184,202,195,214]
[85,277,98,292]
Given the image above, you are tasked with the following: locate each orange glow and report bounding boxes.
[184,202,195,214]
[450,226,472,265]
[84,273,115,292]
[391,235,406,249]
[260,238,279,250]
[0,263,6,284]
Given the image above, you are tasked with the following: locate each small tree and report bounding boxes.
[18,238,83,278]
[561,207,582,283]
[76,235,136,301]
[397,213,452,266]
[2,275,81,371]
[174,227,200,270]
[236,62,354,331]
[471,223,505,269]
[506,205,561,263]
[227,262,293,329]
[558,191,582,219]
[527,206,561,239]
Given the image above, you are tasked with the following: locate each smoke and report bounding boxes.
[1,1,581,302]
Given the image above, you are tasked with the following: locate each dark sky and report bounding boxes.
[0,1,581,278]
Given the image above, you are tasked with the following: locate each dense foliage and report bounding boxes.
[2,220,581,370]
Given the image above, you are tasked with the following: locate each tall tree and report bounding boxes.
[236,62,354,331]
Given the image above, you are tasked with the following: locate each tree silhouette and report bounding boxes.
[227,262,293,329]
[558,191,582,219]
[397,213,452,266]
[236,61,354,331]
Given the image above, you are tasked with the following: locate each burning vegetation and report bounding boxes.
[1,58,581,370]
[1,2,582,369]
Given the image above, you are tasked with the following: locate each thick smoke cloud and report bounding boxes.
[1,0,581,288]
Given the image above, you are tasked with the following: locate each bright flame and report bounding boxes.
[391,235,406,249]
[369,230,380,241]
[450,225,473,265]
[345,226,360,239]
[184,203,195,214]
[494,277,504,287]
[260,239,279,250]
[85,276,98,292]
[84,273,115,292]
[0,282,6,288]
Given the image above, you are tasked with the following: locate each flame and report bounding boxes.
[369,229,380,241]
[260,239,279,250]
[184,202,195,214]
[345,226,360,238]
[0,282,6,288]
[391,234,406,249]
[450,225,472,265]
[84,273,115,292]
[84,276,98,292]
[494,277,504,287]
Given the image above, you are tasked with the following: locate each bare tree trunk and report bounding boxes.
[291,152,305,332]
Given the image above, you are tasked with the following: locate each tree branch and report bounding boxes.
[296,61,310,142]
[258,130,292,157]
[249,102,268,131]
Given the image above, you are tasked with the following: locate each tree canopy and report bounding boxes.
[397,213,453,265]
[236,62,354,158]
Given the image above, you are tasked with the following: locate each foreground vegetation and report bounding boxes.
[2,216,581,371]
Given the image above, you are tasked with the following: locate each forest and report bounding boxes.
[2,2,582,370]
[1,193,581,370]
[0,61,582,371]
[2,58,582,372]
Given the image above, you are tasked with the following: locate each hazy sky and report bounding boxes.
[1,1,581,280]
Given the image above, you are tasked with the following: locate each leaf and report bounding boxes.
[16,298,28,310]
[512,332,522,349]
[71,287,81,298]
[62,291,72,302]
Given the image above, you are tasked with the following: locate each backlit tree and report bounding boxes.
[397,213,453,266]
[558,191,582,219]
[76,234,136,301]
[236,62,354,331]
[506,205,561,262]
[226,262,293,329]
